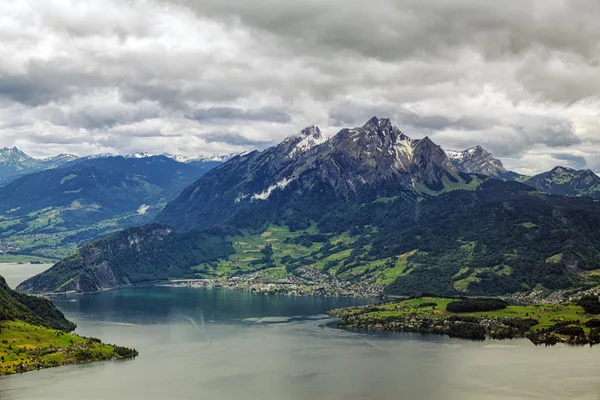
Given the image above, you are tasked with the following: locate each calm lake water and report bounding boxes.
[0,263,53,289]
[1,267,600,400]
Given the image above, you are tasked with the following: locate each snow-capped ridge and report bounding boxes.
[125,152,153,159]
[288,125,330,157]
[0,147,35,163]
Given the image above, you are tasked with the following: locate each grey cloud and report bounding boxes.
[191,107,291,123]
[201,131,276,147]
[181,0,600,61]
[0,0,598,172]
[180,0,600,104]
[520,119,581,148]
[329,103,491,132]
[421,115,581,160]
[0,59,111,106]
[552,153,588,170]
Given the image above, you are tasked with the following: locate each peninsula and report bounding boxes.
[329,296,600,346]
[0,275,138,376]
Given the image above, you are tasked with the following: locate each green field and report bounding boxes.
[331,297,597,334]
[0,320,137,375]
[0,205,158,260]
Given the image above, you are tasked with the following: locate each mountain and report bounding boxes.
[20,179,600,296]
[446,146,523,181]
[16,225,233,293]
[447,147,600,199]
[0,155,220,259]
[156,117,470,232]
[0,274,75,331]
[522,167,600,198]
[0,147,78,185]
[19,117,600,297]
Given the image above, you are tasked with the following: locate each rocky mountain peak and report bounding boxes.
[362,117,402,138]
[550,166,574,175]
[299,125,322,139]
[0,146,36,164]
[286,125,329,157]
[447,145,510,179]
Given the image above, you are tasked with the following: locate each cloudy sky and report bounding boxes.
[1,0,599,174]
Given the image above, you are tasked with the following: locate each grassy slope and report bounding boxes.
[189,225,417,287]
[0,320,135,375]
[197,223,600,295]
[171,220,600,297]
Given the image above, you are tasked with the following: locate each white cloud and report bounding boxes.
[0,0,599,173]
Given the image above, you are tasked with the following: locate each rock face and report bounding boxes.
[446,146,522,180]
[16,224,234,294]
[156,117,465,232]
[17,225,173,293]
[522,166,600,198]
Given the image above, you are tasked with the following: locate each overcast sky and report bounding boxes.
[1,0,599,174]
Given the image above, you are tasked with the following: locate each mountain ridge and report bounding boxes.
[156,117,469,232]
[18,117,600,297]
[0,155,223,259]
[522,166,600,199]
[446,145,524,181]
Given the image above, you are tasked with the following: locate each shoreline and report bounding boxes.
[329,297,600,346]
[0,320,138,377]
[158,276,383,298]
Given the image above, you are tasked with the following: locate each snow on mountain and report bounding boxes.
[0,147,78,181]
[251,177,295,200]
[90,152,237,163]
[445,150,464,161]
[176,153,238,163]
[0,147,37,165]
[125,152,153,159]
[287,125,330,157]
[444,145,522,180]
[87,153,114,159]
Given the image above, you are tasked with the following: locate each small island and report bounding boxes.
[329,296,600,346]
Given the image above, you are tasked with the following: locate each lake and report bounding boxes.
[0,263,54,289]
[1,267,599,400]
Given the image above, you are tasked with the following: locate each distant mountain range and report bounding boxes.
[0,147,236,186]
[0,154,227,259]
[0,147,78,185]
[19,117,600,298]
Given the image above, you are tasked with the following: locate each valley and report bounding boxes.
[0,153,225,258]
